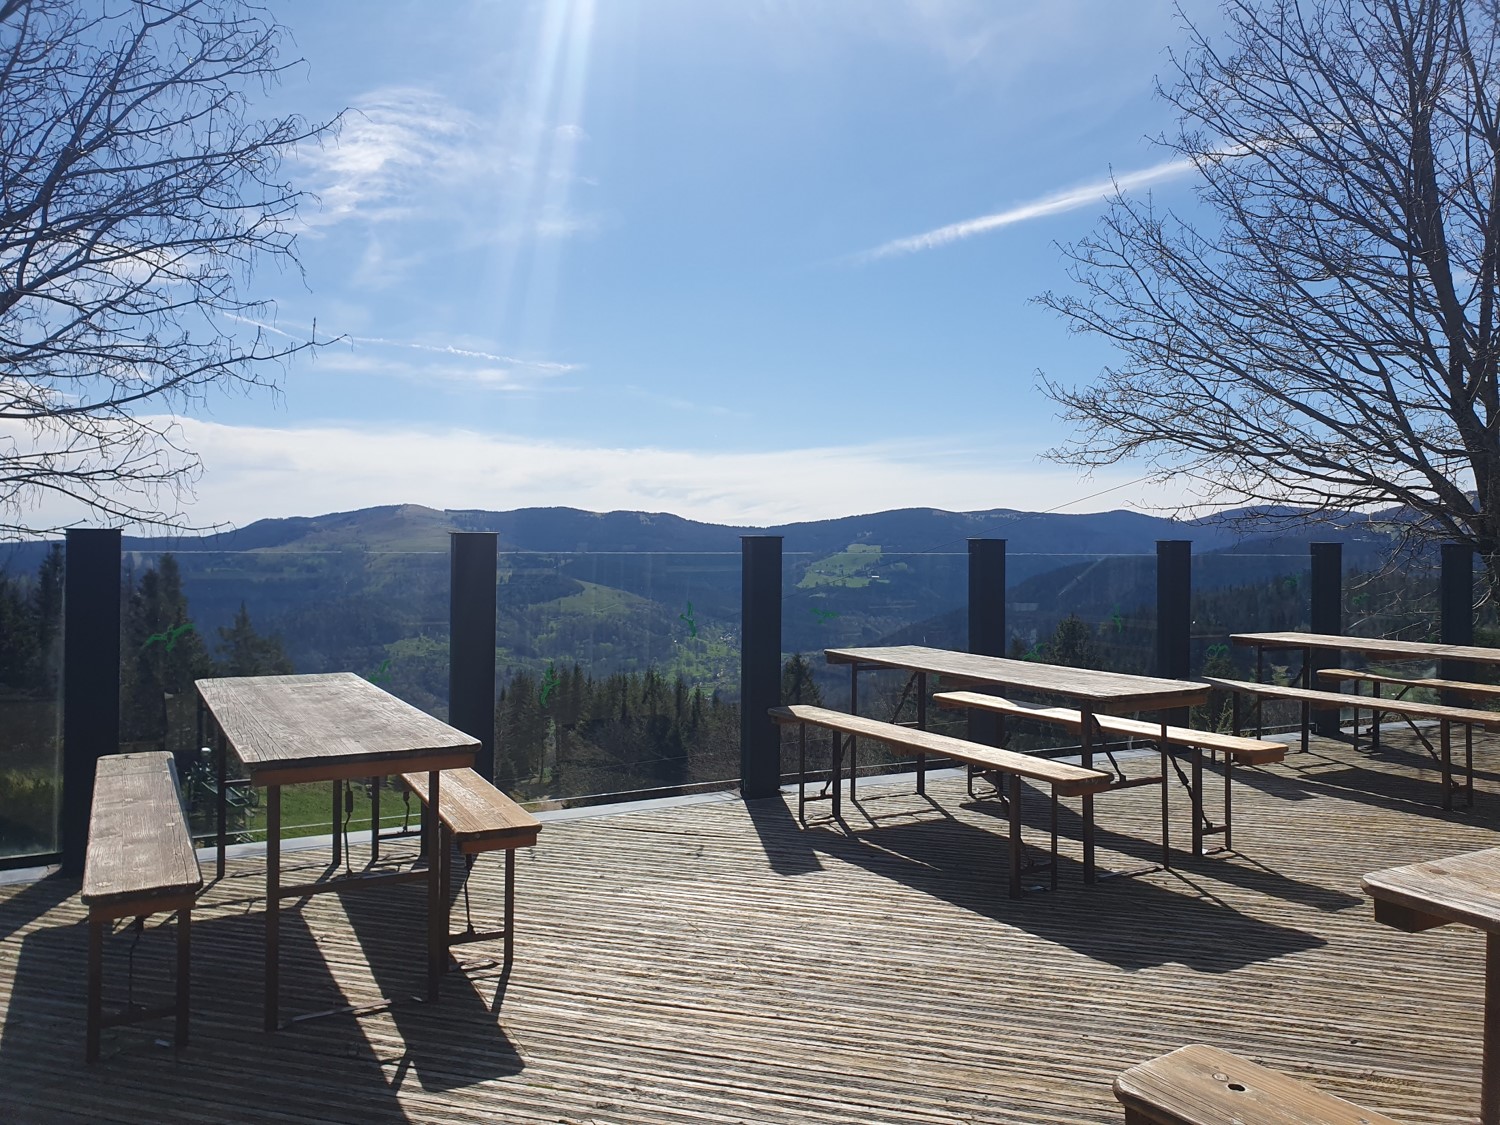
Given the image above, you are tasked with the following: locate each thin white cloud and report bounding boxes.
[297,86,595,246]
[221,314,579,389]
[19,418,1194,531]
[857,158,1195,262]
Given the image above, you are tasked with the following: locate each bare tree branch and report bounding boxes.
[1039,0,1500,589]
[0,0,338,538]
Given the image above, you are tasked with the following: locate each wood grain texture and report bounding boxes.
[824,646,1210,711]
[1114,1044,1402,1124]
[196,673,478,782]
[1206,678,1500,729]
[769,704,1112,795]
[401,768,541,852]
[934,691,1288,765]
[11,728,1500,1123]
[1363,848,1500,935]
[81,752,202,910]
[1233,631,1500,666]
[1318,670,1500,700]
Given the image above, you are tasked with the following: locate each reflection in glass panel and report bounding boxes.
[496,550,743,803]
[123,547,449,843]
[0,542,64,860]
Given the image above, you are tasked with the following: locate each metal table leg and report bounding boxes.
[264,784,281,1032]
[426,768,443,1000]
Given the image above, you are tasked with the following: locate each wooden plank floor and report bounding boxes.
[2,730,1498,1124]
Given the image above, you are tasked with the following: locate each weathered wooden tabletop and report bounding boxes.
[1235,630,1500,665]
[196,672,478,786]
[1363,846,1500,933]
[824,644,1209,711]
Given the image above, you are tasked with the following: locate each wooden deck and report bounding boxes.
[3,730,1499,1123]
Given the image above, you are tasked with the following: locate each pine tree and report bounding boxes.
[215,602,294,677]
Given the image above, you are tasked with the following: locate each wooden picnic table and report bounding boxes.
[1234,630,1500,667]
[196,672,478,1030]
[1363,846,1500,1125]
[823,646,1210,881]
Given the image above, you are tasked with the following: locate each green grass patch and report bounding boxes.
[797,544,884,589]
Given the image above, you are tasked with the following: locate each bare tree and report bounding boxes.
[1038,0,1500,590]
[0,0,332,536]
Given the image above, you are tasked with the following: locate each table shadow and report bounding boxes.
[744,794,824,876]
[802,798,1324,973]
[0,906,414,1125]
[955,782,1366,914]
[1229,743,1493,820]
[336,867,524,1094]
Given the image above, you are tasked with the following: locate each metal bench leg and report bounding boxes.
[797,724,806,824]
[176,906,191,1051]
[1441,720,1453,811]
[1191,746,1204,857]
[504,849,517,965]
[1468,724,1476,809]
[1159,735,1170,870]
[1007,772,1022,899]
[1081,707,1096,884]
[370,778,381,862]
[439,823,454,973]
[831,733,844,822]
[86,915,103,1063]
[1049,789,1058,891]
[915,673,926,796]
[1224,753,1234,852]
[331,779,342,867]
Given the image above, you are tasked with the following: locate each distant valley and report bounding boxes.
[0,502,1412,716]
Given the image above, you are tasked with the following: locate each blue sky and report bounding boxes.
[159,0,1221,529]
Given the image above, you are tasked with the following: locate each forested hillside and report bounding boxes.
[0,501,1441,825]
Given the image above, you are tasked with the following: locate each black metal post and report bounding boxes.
[967,539,1006,747]
[1309,542,1343,737]
[449,532,498,781]
[61,528,121,877]
[1156,541,1192,728]
[1441,543,1475,700]
[739,536,782,799]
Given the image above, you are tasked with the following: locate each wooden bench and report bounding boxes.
[400,768,541,966]
[1318,667,1500,707]
[768,704,1112,897]
[1114,1044,1401,1124]
[1207,676,1500,809]
[81,752,203,1063]
[933,691,1286,856]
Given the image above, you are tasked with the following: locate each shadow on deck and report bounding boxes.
[1,728,1496,1124]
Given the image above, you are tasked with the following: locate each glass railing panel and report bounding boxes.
[1005,552,1157,676]
[0,540,64,861]
[496,550,743,803]
[1344,558,1440,643]
[780,549,968,777]
[127,546,449,845]
[1190,551,1310,731]
[779,550,1166,775]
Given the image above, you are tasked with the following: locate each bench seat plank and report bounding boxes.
[768,704,1111,795]
[1205,677,1500,727]
[401,768,540,852]
[1318,669,1500,700]
[933,691,1287,764]
[1114,1044,1401,1125]
[82,753,202,911]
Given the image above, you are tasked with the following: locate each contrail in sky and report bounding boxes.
[856,157,1195,262]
